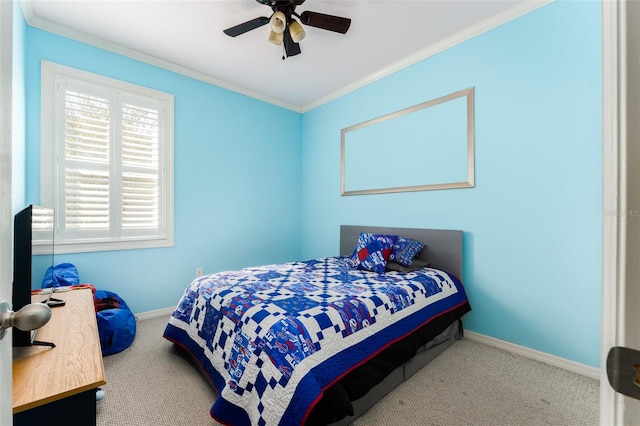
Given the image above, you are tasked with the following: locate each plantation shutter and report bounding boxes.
[57,78,165,242]
[63,85,111,237]
[120,96,160,234]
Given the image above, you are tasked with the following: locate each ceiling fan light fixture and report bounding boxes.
[223,1,351,58]
[270,11,286,33]
[288,19,306,43]
[268,30,283,46]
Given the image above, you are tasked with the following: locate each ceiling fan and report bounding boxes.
[223,0,351,59]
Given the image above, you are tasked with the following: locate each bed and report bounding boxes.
[163,225,471,425]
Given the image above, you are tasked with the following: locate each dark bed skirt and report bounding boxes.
[306,301,471,425]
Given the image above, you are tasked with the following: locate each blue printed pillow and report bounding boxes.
[350,233,397,273]
[389,237,425,266]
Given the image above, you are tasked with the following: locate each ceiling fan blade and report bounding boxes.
[299,11,351,34]
[255,0,304,5]
[223,17,269,37]
[283,27,301,57]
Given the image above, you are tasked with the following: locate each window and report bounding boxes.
[40,61,174,253]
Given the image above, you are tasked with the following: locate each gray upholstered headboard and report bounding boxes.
[339,225,463,279]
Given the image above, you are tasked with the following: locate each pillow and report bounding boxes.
[350,233,397,273]
[389,237,425,266]
[386,258,430,273]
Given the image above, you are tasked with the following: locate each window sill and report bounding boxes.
[33,237,174,255]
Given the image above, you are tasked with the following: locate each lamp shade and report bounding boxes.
[268,30,283,45]
[288,19,306,43]
[270,11,286,34]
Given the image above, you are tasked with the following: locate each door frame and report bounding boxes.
[0,0,14,425]
[601,0,640,424]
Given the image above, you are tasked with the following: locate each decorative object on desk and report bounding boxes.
[94,290,136,356]
[42,262,80,289]
[0,300,51,340]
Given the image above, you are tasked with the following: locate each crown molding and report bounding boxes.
[20,0,552,114]
[19,1,303,113]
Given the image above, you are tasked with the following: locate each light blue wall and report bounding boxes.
[24,28,303,313]
[300,1,602,367]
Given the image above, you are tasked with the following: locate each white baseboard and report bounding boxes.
[135,306,175,321]
[464,330,600,380]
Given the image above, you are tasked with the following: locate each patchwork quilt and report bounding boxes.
[163,257,469,425]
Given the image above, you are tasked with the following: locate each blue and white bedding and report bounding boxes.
[163,256,470,425]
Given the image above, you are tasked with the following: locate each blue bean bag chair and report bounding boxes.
[94,290,136,356]
[41,263,80,288]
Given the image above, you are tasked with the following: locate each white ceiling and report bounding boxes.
[22,0,547,111]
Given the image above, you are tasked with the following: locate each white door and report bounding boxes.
[601,1,640,424]
[0,1,13,425]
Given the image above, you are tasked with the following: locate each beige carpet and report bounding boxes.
[97,315,599,425]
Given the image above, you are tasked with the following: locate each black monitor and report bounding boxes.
[13,205,55,347]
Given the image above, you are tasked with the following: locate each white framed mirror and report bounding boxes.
[341,87,475,196]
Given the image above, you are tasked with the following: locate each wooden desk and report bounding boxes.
[13,287,105,425]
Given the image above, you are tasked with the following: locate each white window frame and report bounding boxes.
[40,61,174,254]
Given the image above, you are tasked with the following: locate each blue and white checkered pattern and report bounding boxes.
[166,257,466,425]
[389,237,425,266]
